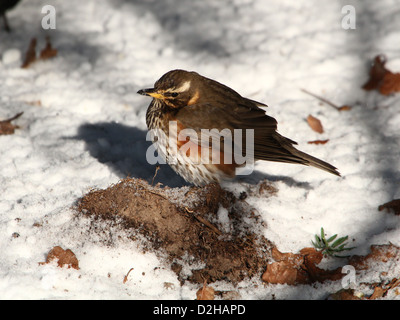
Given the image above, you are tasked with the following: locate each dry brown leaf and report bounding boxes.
[196,284,215,300]
[362,55,400,95]
[307,115,324,134]
[262,246,342,285]
[40,36,58,60]
[21,38,37,69]
[308,139,329,145]
[25,100,42,107]
[349,244,400,271]
[369,286,386,300]
[299,247,323,264]
[378,199,400,215]
[40,246,79,270]
[21,37,57,69]
[362,55,388,91]
[380,72,400,95]
[329,289,363,300]
[262,260,299,285]
[338,105,352,111]
[0,112,23,135]
[369,278,400,300]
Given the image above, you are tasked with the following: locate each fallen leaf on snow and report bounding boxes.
[328,289,363,300]
[21,38,37,69]
[21,37,57,69]
[362,55,400,95]
[379,199,400,215]
[380,72,400,95]
[0,112,23,135]
[307,115,324,134]
[349,244,400,271]
[337,105,352,111]
[196,284,215,300]
[262,247,343,285]
[40,246,79,270]
[308,139,329,145]
[369,278,400,300]
[40,36,58,60]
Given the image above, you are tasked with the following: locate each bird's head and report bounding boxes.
[137,69,201,109]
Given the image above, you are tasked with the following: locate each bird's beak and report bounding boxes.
[137,88,164,100]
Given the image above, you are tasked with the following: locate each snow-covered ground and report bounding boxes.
[1,0,400,299]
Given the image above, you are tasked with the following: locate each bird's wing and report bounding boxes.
[175,99,340,176]
[174,100,295,164]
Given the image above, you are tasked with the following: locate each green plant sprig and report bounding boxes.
[312,227,355,258]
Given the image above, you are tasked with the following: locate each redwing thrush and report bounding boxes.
[138,69,340,186]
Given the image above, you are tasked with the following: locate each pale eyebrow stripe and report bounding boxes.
[174,81,191,93]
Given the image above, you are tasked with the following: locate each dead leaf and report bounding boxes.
[308,139,329,145]
[299,247,323,264]
[329,289,363,300]
[378,199,400,215]
[362,55,400,95]
[262,246,342,285]
[21,38,37,69]
[40,246,79,270]
[40,36,58,60]
[338,105,352,111]
[21,37,57,69]
[196,284,215,300]
[25,100,42,107]
[369,278,400,300]
[369,286,386,300]
[262,260,299,285]
[0,112,23,135]
[307,115,324,134]
[380,72,400,95]
[349,244,400,271]
[362,55,387,91]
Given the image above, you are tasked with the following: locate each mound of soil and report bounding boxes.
[76,178,274,284]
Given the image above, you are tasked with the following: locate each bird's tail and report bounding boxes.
[293,148,340,176]
[273,133,341,176]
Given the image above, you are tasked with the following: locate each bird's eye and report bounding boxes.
[171,92,179,97]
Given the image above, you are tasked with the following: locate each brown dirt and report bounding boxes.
[76,178,274,284]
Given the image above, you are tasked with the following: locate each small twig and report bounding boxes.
[151,165,160,186]
[145,189,168,201]
[185,207,194,213]
[301,88,350,111]
[123,268,134,284]
[0,112,23,124]
[192,213,222,236]
[184,207,222,235]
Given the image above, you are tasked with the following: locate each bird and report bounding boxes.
[138,69,340,186]
[1,0,20,32]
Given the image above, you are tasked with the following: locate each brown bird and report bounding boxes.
[138,69,340,186]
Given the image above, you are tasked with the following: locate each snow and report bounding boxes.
[1,0,400,300]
